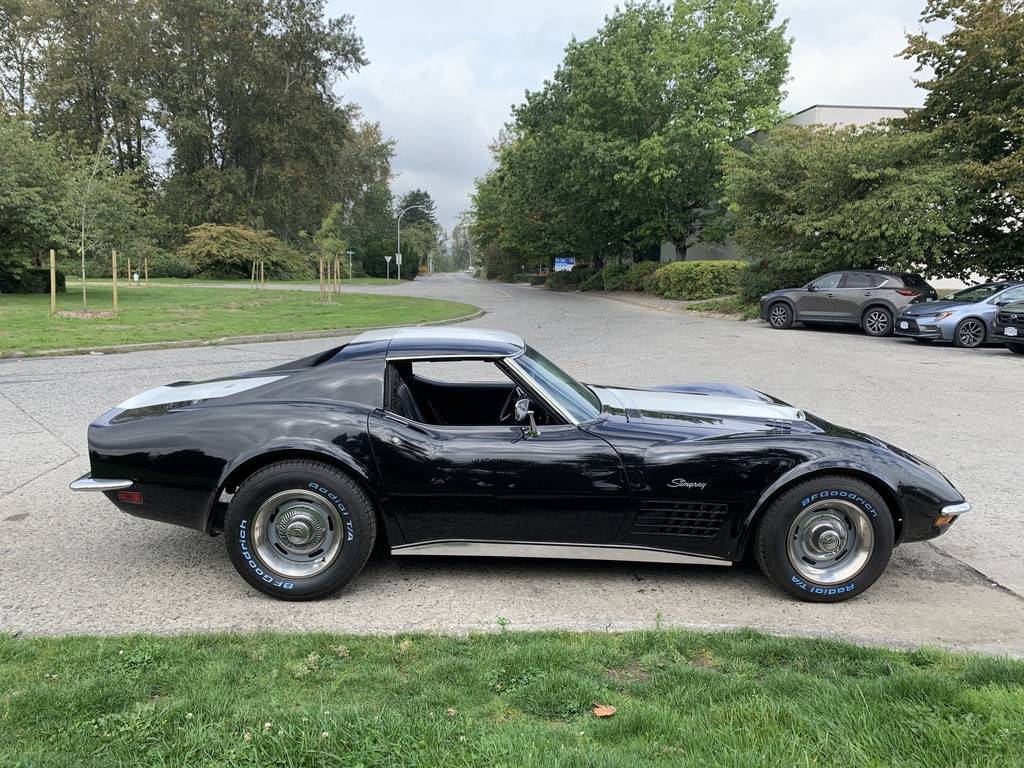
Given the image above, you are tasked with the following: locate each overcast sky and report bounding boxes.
[327,0,931,231]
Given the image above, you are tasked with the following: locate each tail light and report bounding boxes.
[896,288,921,297]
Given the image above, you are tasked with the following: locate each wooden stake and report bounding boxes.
[49,249,57,316]
[319,258,325,301]
[260,260,265,288]
[111,249,119,314]
[334,256,340,295]
[144,256,148,286]
[251,260,257,289]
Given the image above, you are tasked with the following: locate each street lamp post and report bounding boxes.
[396,204,429,281]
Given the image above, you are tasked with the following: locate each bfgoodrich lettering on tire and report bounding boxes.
[225,459,376,600]
[753,475,894,603]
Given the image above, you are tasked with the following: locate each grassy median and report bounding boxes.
[2,629,1022,767]
[0,285,476,355]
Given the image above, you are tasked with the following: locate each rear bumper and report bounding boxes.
[69,474,133,491]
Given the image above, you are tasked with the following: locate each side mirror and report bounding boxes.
[806,285,817,292]
[515,397,540,438]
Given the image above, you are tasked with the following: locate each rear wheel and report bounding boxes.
[225,459,376,600]
[862,307,894,337]
[753,475,894,602]
[954,318,986,348]
[768,302,793,329]
[1006,342,1024,355]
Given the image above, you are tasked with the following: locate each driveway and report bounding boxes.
[1,274,1021,653]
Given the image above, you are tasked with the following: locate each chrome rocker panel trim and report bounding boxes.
[69,475,133,492]
[391,539,732,566]
[941,501,972,515]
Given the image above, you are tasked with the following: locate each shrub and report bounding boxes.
[0,268,65,293]
[736,260,820,303]
[546,264,595,291]
[600,263,631,291]
[624,261,659,291]
[146,249,194,278]
[650,260,747,300]
[177,224,311,280]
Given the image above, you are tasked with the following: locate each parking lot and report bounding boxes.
[1,274,1022,653]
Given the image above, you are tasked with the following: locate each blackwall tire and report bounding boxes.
[768,302,794,330]
[954,318,986,348]
[753,475,894,603]
[225,459,376,600]
[862,307,894,337]
[1005,342,1024,355]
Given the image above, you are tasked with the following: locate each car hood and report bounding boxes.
[900,300,971,316]
[591,383,805,424]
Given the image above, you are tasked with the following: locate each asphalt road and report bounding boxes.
[2,274,1022,653]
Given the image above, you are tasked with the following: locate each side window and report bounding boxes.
[844,273,885,289]
[997,286,1024,304]
[386,359,549,427]
[811,273,843,290]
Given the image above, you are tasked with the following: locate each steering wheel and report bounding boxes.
[499,386,527,424]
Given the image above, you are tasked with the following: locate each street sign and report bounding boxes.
[385,255,392,263]
[554,256,576,272]
[395,253,403,266]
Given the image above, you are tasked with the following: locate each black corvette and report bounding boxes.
[72,327,970,602]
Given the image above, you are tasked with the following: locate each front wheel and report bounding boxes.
[225,459,376,600]
[753,475,894,602]
[862,307,894,337]
[954,318,986,348]
[1006,341,1024,355]
[767,302,793,329]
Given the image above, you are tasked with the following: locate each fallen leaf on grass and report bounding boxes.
[592,704,617,718]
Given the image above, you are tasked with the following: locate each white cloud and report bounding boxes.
[329,0,935,230]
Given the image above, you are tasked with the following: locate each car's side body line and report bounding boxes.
[391,539,732,566]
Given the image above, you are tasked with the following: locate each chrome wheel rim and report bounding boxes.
[252,489,343,578]
[787,499,874,585]
[865,310,889,335]
[958,320,984,347]
[770,305,789,326]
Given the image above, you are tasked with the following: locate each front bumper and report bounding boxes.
[894,316,948,340]
[69,474,133,491]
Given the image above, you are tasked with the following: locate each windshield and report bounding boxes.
[945,284,1009,303]
[514,346,601,423]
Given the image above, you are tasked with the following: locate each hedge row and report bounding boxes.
[0,268,66,294]
[546,259,746,301]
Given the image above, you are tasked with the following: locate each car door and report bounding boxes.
[367,361,630,546]
[833,272,883,322]
[797,273,844,321]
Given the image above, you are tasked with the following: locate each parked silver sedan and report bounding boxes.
[894,282,1024,348]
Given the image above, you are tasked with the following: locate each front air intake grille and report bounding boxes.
[631,501,729,538]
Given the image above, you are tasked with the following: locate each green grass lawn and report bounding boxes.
[1,629,1021,767]
[0,285,476,355]
[140,276,404,286]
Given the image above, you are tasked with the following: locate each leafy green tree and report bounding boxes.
[0,115,68,285]
[0,0,45,115]
[450,218,475,272]
[903,0,1024,279]
[177,224,310,279]
[722,125,971,298]
[471,0,790,270]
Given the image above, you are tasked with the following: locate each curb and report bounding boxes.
[4,309,486,359]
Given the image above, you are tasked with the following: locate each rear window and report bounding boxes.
[898,273,930,287]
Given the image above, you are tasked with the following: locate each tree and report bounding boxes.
[177,224,309,279]
[471,0,790,270]
[722,124,971,297]
[396,189,438,226]
[0,0,45,115]
[450,217,475,272]
[0,115,68,285]
[903,0,1024,279]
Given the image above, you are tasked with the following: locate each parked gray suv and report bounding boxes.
[759,271,938,336]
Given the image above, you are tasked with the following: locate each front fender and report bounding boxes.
[735,456,905,556]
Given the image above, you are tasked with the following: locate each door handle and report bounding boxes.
[825,293,835,298]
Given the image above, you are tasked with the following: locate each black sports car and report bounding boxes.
[71,327,970,603]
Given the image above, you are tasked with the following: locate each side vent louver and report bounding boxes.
[632,501,728,538]
[765,419,792,434]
